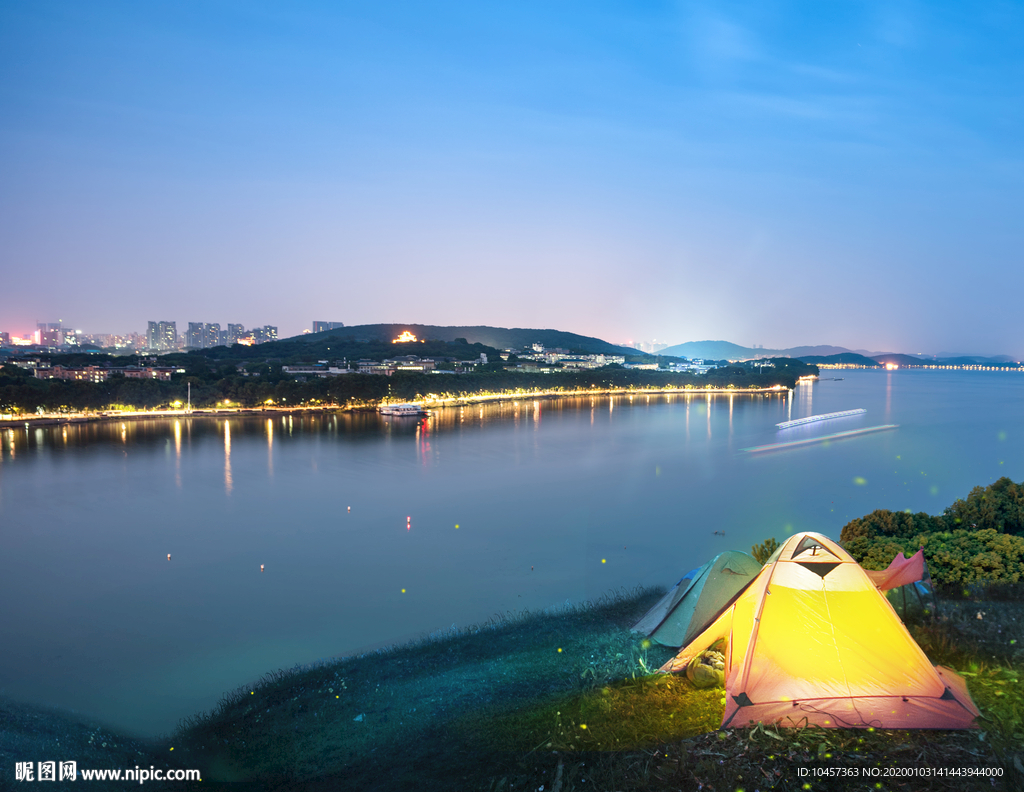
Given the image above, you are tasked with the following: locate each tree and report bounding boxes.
[751,537,779,564]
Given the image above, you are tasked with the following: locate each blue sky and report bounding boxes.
[1,1,1022,355]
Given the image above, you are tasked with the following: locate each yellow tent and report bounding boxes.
[661,532,979,729]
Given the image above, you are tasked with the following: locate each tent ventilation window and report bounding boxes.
[796,561,841,579]
[793,535,827,558]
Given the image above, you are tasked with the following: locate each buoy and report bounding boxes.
[260,564,265,572]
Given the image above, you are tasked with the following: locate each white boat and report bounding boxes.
[379,403,427,417]
[776,408,865,429]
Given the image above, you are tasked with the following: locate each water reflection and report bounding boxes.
[266,418,274,478]
[3,374,1014,737]
[415,418,432,466]
[798,378,813,418]
[224,421,232,495]
[0,392,803,458]
[174,420,182,488]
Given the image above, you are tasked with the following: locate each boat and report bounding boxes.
[776,408,865,429]
[379,403,428,417]
[743,424,899,453]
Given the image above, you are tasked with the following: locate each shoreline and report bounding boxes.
[2,588,1017,791]
[0,383,790,429]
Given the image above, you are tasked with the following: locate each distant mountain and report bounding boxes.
[295,324,643,357]
[658,341,761,360]
[779,345,856,358]
[871,353,933,366]
[931,353,1019,364]
[659,341,870,361]
[660,340,1019,364]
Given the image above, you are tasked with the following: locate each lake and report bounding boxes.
[0,369,1021,736]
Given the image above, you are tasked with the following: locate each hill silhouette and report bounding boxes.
[297,324,642,356]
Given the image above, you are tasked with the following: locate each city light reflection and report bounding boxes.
[266,418,274,478]
[224,421,233,495]
[886,371,893,422]
[174,420,182,488]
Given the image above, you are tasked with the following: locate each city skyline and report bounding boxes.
[3,315,1018,361]
[2,2,1023,356]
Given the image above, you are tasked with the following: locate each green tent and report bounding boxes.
[632,550,763,648]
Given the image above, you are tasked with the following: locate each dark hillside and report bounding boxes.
[298,324,643,356]
[797,353,880,366]
[871,353,930,366]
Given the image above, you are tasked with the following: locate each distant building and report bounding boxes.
[226,323,245,345]
[384,355,436,372]
[281,362,352,378]
[313,321,345,334]
[0,331,9,347]
[558,354,623,370]
[664,359,716,374]
[147,321,177,352]
[356,359,395,376]
[186,322,222,350]
[36,322,64,346]
[95,332,145,351]
[253,325,277,344]
[508,362,554,373]
[34,365,181,382]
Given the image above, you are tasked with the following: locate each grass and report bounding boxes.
[3,585,1022,791]
[0,697,182,789]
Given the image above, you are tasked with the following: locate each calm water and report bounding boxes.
[1,369,1022,735]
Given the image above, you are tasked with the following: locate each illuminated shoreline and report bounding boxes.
[816,363,1023,371]
[0,384,790,428]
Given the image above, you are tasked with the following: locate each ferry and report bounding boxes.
[776,408,865,429]
[379,403,428,417]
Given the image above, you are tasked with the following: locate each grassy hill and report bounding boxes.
[3,587,1019,791]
